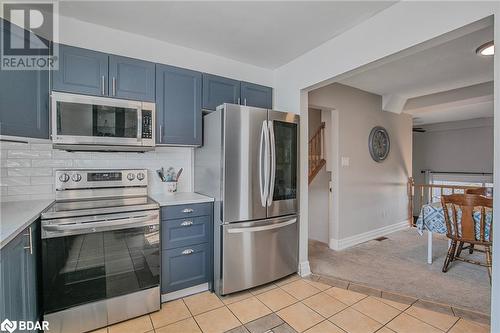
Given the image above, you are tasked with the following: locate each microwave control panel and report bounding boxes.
[142,111,153,139]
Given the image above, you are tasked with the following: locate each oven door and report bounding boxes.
[41,210,160,314]
[51,92,148,147]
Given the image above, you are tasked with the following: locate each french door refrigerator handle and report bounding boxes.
[259,120,270,207]
[267,120,276,206]
[227,218,297,233]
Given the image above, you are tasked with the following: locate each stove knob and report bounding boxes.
[137,172,145,181]
[72,174,82,182]
[59,173,70,183]
[127,173,135,181]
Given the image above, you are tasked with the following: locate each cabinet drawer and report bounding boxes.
[162,216,211,250]
[161,203,212,220]
[161,243,210,293]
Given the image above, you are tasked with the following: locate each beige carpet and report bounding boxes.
[308,228,491,314]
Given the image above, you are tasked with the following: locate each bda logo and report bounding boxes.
[0,319,17,333]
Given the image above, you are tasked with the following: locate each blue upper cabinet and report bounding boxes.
[52,44,108,96]
[0,19,49,139]
[202,74,240,111]
[109,55,155,102]
[156,64,202,146]
[241,81,273,109]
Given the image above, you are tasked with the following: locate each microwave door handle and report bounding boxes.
[267,120,276,206]
[137,107,143,142]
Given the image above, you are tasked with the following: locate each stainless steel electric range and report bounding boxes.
[41,169,160,333]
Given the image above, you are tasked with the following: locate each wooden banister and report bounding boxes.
[309,122,326,184]
[407,177,493,226]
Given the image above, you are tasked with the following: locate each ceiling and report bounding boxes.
[339,25,494,125]
[59,1,396,69]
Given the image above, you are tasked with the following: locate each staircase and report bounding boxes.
[309,122,326,184]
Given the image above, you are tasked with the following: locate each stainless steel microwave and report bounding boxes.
[51,92,155,152]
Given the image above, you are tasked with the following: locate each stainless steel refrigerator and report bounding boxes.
[195,103,299,295]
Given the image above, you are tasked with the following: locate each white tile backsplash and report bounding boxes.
[0,138,193,201]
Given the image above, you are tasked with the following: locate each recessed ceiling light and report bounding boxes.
[476,41,494,56]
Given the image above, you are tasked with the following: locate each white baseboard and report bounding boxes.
[161,283,209,302]
[329,220,409,251]
[298,260,311,277]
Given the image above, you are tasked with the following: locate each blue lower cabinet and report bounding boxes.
[0,221,40,332]
[162,216,211,250]
[161,203,213,220]
[161,243,210,293]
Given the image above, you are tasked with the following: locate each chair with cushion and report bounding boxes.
[441,194,493,283]
[465,187,493,197]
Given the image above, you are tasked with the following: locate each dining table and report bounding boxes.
[415,201,492,264]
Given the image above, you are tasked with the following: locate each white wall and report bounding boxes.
[309,83,412,243]
[412,117,494,185]
[308,108,330,244]
[58,16,273,87]
[0,138,193,201]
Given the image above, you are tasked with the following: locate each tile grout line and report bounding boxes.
[403,307,459,332]
[180,297,205,333]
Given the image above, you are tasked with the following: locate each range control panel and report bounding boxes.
[55,169,148,191]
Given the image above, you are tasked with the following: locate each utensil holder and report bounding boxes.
[165,181,177,194]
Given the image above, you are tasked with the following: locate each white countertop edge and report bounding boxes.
[0,199,54,249]
[150,192,214,206]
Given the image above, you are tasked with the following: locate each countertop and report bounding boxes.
[150,192,214,206]
[0,199,54,249]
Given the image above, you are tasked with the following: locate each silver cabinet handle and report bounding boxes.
[101,76,105,95]
[24,227,33,255]
[237,97,241,105]
[244,98,247,106]
[182,208,194,213]
[112,77,116,96]
[182,249,194,255]
[180,220,193,226]
[159,125,163,143]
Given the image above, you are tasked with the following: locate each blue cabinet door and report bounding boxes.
[0,224,35,328]
[161,243,210,293]
[109,55,155,102]
[156,65,202,145]
[202,74,240,111]
[0,19,49,139]
[240,82,273,109]
[52,44,108,96]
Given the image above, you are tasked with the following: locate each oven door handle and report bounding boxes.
[43,213,159,235]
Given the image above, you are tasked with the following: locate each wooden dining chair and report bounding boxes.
[465,187,493,197]
[441,194,493,283]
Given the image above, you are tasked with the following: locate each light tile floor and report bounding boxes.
[95,275,490,333]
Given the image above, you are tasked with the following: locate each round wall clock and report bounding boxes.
[369,126,390,162]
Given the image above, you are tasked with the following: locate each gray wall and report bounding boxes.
[308,108,330,243]
[309,83,412,240]
[412,117,494,186]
